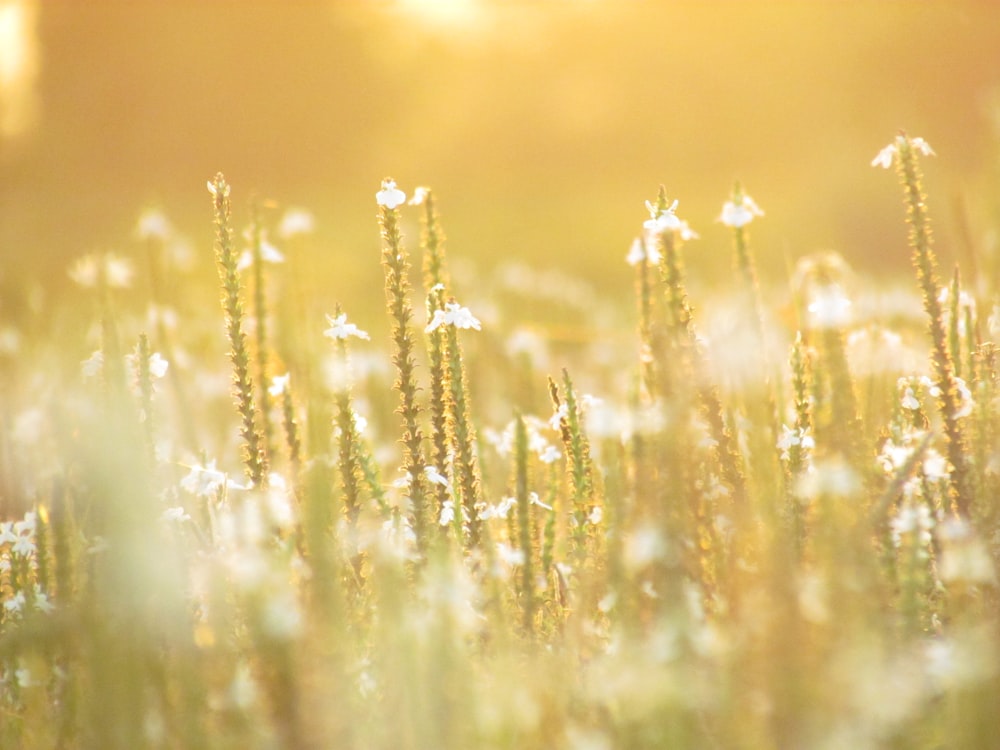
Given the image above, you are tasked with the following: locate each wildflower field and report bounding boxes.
[0,124,999,750]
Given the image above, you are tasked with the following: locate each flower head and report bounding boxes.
[376,179,406,209]
[277,208,315,238]
[719,193,764,228]
[268,372,290,397]
[324,313,371,341]
[68,253,134,289]
[408,186,430,206]
[643,198,698,240]
[425,302,482,333]
[871,134,935,169]
[136,208,173,241]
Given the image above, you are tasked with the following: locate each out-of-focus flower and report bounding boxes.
[160,506,191,524]
[277,208,315,238]
[424,465,450,488]
[324,313,370,341]
[806,284,852,329]
[268,373,290,397]
[136,208,173,241]
[376,179,406,209]
[68,253,134,289]
[180,460,248,497]
[718,193,764,228]
[643,199,698,240]
[425,302,482,333]
[625,237,661,267]
[408,186,430,206]
[237,232,285,271]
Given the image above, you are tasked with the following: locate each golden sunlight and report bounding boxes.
[0,0,38,139]
[395,0,483,29]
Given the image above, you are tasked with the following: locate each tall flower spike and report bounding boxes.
[378,176,430,551]
[209,173,268,489]
[876,133,972,516]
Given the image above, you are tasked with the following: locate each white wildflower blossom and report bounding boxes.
[207,179,230,198]
[643,199,681,233]
[237,233,285,271]
[480,496,517,521]
[922,449,950,482]
[496,542,525,566]
[777,424,814,461]
[900,385,920,411]
[180,460,249,498]
[625,237,661,267]
[890,501,934,549]
[588,505,603,525]
[136,208,173,240]
[376,179,406,209]
[538,444,561,464]
[529,492,553,511]
[68,253,135,289]
[424,465,450,489]
[268,372,290,397]
[277,207,315,238]
[408,186,430,206]
[425,302,482,333]
[806,284,852,329]
[953,376,974,419]
[160,506,191,524]
[718,193,764,228]
[324,312,370,341]
[871,135,935,169]
[439,500,455,527]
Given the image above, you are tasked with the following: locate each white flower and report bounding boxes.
[408,186,430,206]
[529,492,553,511]
[207,179,231,198]
[324,313,370,341]
[480,496,516,520]
[180,460,248,497]
[148,352,169,378]
[3,591,25,615]
[376,179,406,209]
[588,506,603,525]
[901,386,920,411]
[538,444,562,464]
[68,253,134,289]
[806,285,852,329]
[777,425,814,461]
[922,450,950,481]
[81,350,104,379]
[871,135,935,168]
[719,193,764,228]
[425,302,482,333]
[277,208,315,238]
[160,506,191,524]
[424,465,450,489]
[237,234,285,271]
[643,199,681,233]
[496,543,525,566]
[136,208,173,240]
[953,377,974,419]
[625,237,662,267]
[268,373,290,397]
[11,535,35,557]
[439,501,455,527]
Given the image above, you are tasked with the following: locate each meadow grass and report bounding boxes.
[1,133,999,749]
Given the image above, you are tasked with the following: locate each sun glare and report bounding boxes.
[395,0,483,28]
[0,0,38,139]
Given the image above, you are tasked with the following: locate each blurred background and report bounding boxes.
[1,0,1000,324]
